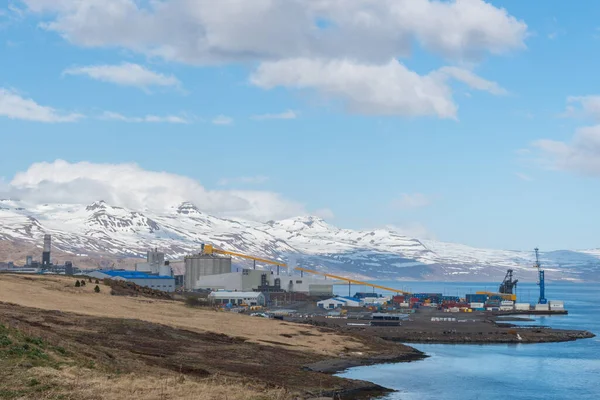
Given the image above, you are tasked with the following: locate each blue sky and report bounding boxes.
[1,0,599,251]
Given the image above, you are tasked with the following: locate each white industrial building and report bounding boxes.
[318,296,363,309]
[135,249,173,276]
[86,270,176,292]
[194,268,337,296]
[208,291,266,306]
[317,298,347,309]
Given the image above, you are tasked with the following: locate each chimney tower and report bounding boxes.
[42,234,51,267]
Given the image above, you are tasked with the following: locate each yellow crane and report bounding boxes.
[201,244,411,295]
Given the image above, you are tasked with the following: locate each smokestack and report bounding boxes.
[42,234,51,267]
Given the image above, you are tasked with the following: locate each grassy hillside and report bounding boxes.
[0,274,418,399]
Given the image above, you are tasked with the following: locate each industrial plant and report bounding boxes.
[0,234,567,318]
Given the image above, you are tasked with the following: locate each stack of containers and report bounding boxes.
[499,300,514,311]
[442,296,461,302]
[549,301,564,310]
[466,294,488,303]
[486,295,502,310]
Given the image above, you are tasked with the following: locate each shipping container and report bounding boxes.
[515,303,530,311]
[499,306,514,311]
[549,300,564,308]
[501,300,514,306]
[392,295,405,304]
[466,294,488,303]
[535,304,549,311]
[469,302,485,308]
[442,296,461,302]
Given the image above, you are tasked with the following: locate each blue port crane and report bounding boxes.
[534,248,547,304]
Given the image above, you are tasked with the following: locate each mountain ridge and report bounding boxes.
[1,199,599,282]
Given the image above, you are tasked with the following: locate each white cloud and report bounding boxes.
[390,193,431,209]
[218,176,269,186]
[212,115,233,125]
[313,208,335,220]
[435,66,508,95]
[0,88,82,122]
[22,0,524,118]
[515,172,532,181]
[561,96,600,120]
[23,0,526,64]
[251,59,504,118]
[5,160,323,221]
[100,111,189,124]
[386,223,435,240]
[63,63,180,90]
[251,110,298,121]
[534,125,600,177]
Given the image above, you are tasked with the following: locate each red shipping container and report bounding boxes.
[393,296,405,304]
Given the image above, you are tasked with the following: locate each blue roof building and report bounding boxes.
[87,269,176,292]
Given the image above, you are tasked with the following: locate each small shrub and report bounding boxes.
[28,379,40,387]
[0,334,11,347]
[88,278,92,283]
[25,337,44,347]
[94,285,100,293]
[95,279,100,284]
[52,346,68,356]
[75,281,81,287]
[185,297,203,307]
[80,280,86,287]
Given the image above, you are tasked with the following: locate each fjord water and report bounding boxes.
[336,282,600,400]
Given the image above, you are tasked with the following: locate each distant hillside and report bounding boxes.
[1,199,599,282]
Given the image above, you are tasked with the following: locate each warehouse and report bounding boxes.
[86,270,176,292]
[317,298,347,309]
[317,296,363,309]
[208,291,266,306]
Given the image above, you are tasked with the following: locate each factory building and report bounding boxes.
[208,291,266,306]
[184,253,232,290]
[135,248,172,276]
[194,268,336,296]
[87,270,176,292]
[65,261,74,276]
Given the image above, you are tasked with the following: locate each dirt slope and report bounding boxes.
[0,274,361,356]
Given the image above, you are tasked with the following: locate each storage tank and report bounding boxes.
[184,254,232,290]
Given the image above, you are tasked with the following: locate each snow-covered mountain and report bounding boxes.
[1,199,599,282]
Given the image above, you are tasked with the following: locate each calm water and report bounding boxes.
[336,282,600,400]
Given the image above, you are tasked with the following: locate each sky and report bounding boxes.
[0,0,599,251]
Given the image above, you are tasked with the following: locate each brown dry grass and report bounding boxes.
[0,274,362,356]
[26,366,291,400]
